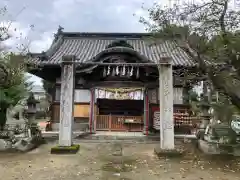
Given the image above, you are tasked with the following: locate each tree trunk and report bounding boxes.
[209,72,240,110]
[0,108,7,130]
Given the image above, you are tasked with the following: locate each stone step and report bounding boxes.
[75,139,157,144]
[78,133,147,142]
[80,135,146,140]
[41,131,196,144]
[79,134,196,141]
[76,134,197,145]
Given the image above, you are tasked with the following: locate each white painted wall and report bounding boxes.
[74,89,91,102]
[55,87,91,103]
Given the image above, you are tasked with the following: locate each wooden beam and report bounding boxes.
[76,62,171,66]
[83,81,147,88]
[82,81,184,89]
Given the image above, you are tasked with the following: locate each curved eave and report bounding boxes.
[87,46,152,63]
[27,64,61,82]
[76,65,98,73]
[76,46,155,73]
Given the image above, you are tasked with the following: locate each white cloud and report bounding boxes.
[0,20,47,85]
[35,12,45,19]
[0,20,54,52]
[29,31,54,52]
[1,0,162,86]
[0,21,32,51]
[116,5,126,14]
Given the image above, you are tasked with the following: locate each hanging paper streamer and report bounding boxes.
[102,65,141,78]
[107,66,110,75]
[116,66,119,75]
[130,66,133,76]
[122,66,126,76]
[136,67,139,79]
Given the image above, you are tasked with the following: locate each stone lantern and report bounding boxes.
[26,92,39,124]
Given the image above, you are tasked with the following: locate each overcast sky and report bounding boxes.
[1,0,165,85]
[4,0,237,86]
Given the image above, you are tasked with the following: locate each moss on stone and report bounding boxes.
[154,147,185,158]
[51,144,80,154]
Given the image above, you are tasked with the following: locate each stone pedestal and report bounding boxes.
[59,56,75,147]
[159,58,175,149]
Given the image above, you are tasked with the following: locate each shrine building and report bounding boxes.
[27,28,198,136]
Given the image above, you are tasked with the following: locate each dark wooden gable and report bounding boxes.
[75,40,159,86]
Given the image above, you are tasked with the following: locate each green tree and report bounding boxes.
[41,79,55,118]
[0,6,32,129]
[0,54,31,129]
[140,0,240,121]
[42,79,55,97]
[42,79,54,104]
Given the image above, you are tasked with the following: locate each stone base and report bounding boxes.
[154,147,184,158]
[0,136,45,153]
[51,144,80,154]
[0,139,12,151]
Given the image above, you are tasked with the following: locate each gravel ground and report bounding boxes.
[0,141,240,180]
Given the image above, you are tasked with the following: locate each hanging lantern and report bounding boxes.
[107,66,111,75]
[136,67,139,79]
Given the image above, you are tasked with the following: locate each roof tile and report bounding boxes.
[28,34,196,66]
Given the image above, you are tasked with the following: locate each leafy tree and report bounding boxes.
[42,79,54,104]
[140,0,240,121]
[41,79,55,118]
[38,97,49,111]
[0,54,31,129]
[0,6,31,129]
[42,79,55,97]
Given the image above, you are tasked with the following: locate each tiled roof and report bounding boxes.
[28,32,196,67]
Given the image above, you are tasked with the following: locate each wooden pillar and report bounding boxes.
[159,58,175,149]
[59,55,75,146]
[89,88,95,133]
[92,88,96,133]
[143,89,149,135]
